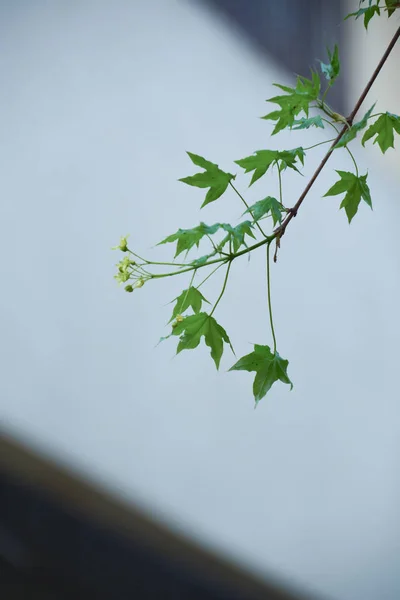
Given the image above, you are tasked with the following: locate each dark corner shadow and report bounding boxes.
[0,431,323,599]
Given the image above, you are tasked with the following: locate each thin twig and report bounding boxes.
[274,25,400,243]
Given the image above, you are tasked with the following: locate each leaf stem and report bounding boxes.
[209,260,232,317]
[229,181,268,238]
[322,118,359,176]
[180,269,197,308]
[266,242,277,354]
[196,263,225,289]
[277,168,283,205]
[128,249,189,268]
[303,138,336,151]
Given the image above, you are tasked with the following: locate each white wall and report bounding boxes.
[1,2,399,599]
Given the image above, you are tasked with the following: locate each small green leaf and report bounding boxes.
[190,255,210,267]
[244,197,284,226]
[158,222,221,257]
[335,104,375,148]
[291,116,325,130]
[235,150,277,185]
[345,5,380,29]
[179,152,235,207]
[169,287,209,323]
[320,44,340,85]
[262,72,321,134]
[229,344,293,404]
[324,171,372,223]
[235,147,305,185]
[218,221,256,253]
[172,312,233,369]
[385,0,399,17]
[362,112,400,153]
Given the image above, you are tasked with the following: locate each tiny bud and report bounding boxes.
[135,278,145,288]
[176,314,184,322]
[171,321,178,329]
[125,285,134,292]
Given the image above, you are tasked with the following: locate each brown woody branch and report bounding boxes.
[273,25,400,261]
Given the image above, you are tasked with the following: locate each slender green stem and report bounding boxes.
[128,249,189,268]
[209,260,232,317]
[303,138,336,151]
[321,85,330,104]
[266,242,277,354]
[196,263,225,289]
[206,234,219,254]
[229,181,268,238]
[346,146,359,176]
[135,265,152,276]
[322,118,359,175]
[277,168,283,206]
[151,255,228,279]
[180,270,197,308]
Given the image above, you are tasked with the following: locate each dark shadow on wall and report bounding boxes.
[0,433,324,600]
[197,0,345,113]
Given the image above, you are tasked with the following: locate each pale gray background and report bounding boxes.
[1,1,399,599]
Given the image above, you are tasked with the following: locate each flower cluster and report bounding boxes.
[113,237,148,292]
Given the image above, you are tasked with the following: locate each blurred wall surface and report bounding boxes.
[0,2,399,600]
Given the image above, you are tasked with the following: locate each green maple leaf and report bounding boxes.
[179,152,235,207]
[335,104,375,148]
[229,344,293,404]
[235,150,277,185]
[362,112,400,153]
[262,72,320,134]
[172,312,233,369]
[169,287,209,323]
[345,4,380,29]
[385,0,399,16]
[320,44,340,85]
[235,147,305,185]
[218,221,256,253]
[324,171,372,223]
[158,222,221,257]
[244,197,284,226]
[291,116,324,130]
[276,147,305,171]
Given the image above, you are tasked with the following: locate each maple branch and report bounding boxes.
[346,25,400,125]
[273,25,400,255]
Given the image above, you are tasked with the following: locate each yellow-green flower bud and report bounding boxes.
[134,278,145,289]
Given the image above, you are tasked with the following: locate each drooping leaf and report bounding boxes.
[291,115,325,130]
[235,147,305,185]
[345,4,380,29]
[179,152,235,207]
[190,255,210,267]
[320,44,340,85]
[244,197,284,226]
[218,221,256,253]
[172,312,233,369]
[335,104,375,148]
[262,72,321,134]
[229,344,293,404]
[361,112,400,153]
[324,171,372,223]
[235,150,277,185]
[169,287,209,323]
[385,0,399,17]
[158,222,221,257]
[276,147,306,170]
